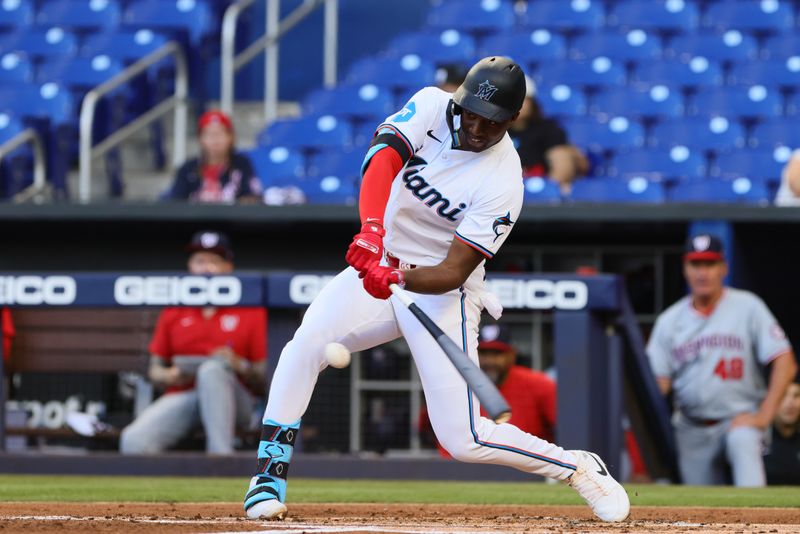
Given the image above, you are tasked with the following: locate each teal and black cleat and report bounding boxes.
[244,419,300,520]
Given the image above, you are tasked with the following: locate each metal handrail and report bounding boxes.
[220,0,338,124]
[79,41,188,204]
[0,128,46,203]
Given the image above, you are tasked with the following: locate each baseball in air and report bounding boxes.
[324,343,351,369]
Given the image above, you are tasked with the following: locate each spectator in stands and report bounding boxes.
[420,321,556,455]
[120,231,267,455]
[164,111,261,203]
[435,63,469,93]
[1,308,12,365]
[775,149,800,207]
[764,376,800,485]
[508,77,588,194]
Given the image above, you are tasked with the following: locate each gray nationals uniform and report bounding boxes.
[647,288,792,486]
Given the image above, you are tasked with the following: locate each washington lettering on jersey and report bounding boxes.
[671,334,745,364]
[402,156,467,221]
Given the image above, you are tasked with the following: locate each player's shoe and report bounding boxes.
[244,476,288,519]
[243,419,300,520]
[566,450,630,522]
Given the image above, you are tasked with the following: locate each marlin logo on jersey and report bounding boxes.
[402,158,466,221]
[475,80,498,102]
[492,212,514,242]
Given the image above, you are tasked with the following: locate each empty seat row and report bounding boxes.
[524,175,774,205]
[426,0,799,35]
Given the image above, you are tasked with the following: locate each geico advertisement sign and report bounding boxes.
[289,275,335,304]
[114,276,242,306]
[486,279,589,310]
[0,276,77,305]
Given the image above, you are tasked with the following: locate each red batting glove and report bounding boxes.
[346,221,385,276]
[363,264,405,300]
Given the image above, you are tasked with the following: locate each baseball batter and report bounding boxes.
[647,234,798,486]
[244,57,629,522]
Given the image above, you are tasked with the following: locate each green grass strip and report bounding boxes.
[0,476,797,508]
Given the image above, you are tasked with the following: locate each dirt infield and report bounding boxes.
[0,503,798,533]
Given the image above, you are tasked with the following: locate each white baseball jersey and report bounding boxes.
[647,288,792,420]
[377,87,524,293]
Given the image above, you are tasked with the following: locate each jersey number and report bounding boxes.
[713,357,744,381]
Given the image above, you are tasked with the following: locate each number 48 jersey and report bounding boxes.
[646,288,792,420]
[375,87,523,292]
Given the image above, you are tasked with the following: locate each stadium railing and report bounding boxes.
[0,127,46,202]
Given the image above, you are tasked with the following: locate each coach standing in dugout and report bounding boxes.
[646,234,797,486]
[120,231,267,455]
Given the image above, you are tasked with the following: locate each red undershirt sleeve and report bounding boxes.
[358,147,404,225]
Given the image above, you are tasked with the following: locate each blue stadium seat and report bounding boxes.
[481,29,567,65]
[307,148,365,181]
[258,115,352,153]
[346,55,436,94]
[123,0,213,45]
[246,146,305,185]
[0,81,74,125]
[522,176,562,204]
[591,85,684,119]
[633,57,724,89]
[762,34,800,60]
[728,58,800,89]
[750,119,793,149]
[81,29,169,63]
[36,0,121,31]
[0,51,31,82]
[304,83,395,121]
[0,27,78,59]
[607,147,706,180]
[668,32,759,63]
[0,0,32,30]
[298,175,357,205]
[787,92,800,116]
[535,57,626,88]
[520,0,605,33]
[652,117,746,152]
[0,110,25,144]
[669,177,771,204]
[564,116,646,152]
[704,1,794,34]
[570,176,666,203]
[570,30,662,62]
[427,0,515,34]
[712,147,793,185]
[38,54,123,88]
[537,84,588,117]
[607,0,700,33]
[690,86,783,119]
[387,30,476,65]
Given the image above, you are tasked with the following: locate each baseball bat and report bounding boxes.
[389,284,511,424]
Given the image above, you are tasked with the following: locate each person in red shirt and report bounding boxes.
[420,321,557,456]
[1,307,13,365]
[120,231,267,455]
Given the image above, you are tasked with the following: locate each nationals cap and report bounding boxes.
[478,322,514,353]
[198,110,233,133]
[187,230,234,261]
[684,233,724,262]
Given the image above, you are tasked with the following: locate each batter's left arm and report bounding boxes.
[401,239,485,294]
[731,351,797,429]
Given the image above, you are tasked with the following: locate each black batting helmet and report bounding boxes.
[452,56,526,122]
